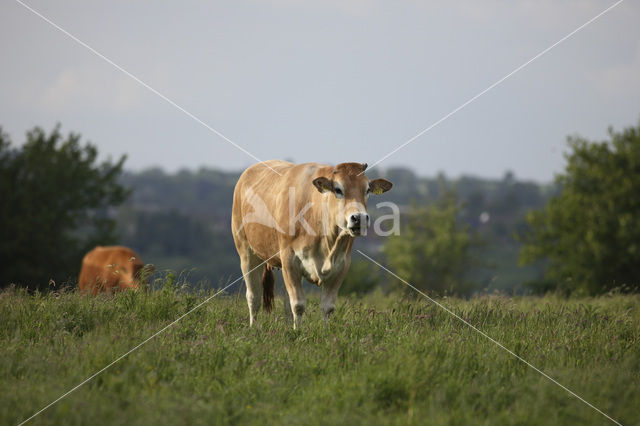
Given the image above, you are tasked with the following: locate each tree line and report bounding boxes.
[1,121,639,295]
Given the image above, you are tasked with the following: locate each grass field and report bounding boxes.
[1,281,639,425]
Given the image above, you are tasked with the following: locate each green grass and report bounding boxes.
[1,283,638,425]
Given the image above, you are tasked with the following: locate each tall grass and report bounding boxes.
[1,283,638,425]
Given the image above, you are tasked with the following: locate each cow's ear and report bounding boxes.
[369,178,393,195]
[313,177,333,193]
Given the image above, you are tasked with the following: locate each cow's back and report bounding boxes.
[232,161,286,264]
[232,161,327,264]
[78,246,144,294]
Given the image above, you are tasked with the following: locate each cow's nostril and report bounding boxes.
[350,214,360,224]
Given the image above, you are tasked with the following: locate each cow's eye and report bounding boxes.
[334,188,343,196]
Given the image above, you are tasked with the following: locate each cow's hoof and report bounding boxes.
[293,303,305,316]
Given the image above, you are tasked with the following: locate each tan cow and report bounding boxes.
[78,246,151,294]
[231,161,392,328]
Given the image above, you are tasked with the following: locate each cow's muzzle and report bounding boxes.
[347,213,370,236]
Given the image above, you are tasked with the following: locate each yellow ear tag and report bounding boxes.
[372,187,384,195]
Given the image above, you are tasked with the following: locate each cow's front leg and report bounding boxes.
[281,252,305,330]
[321,266,348,322]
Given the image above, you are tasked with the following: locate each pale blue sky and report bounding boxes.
[1,0,639,181]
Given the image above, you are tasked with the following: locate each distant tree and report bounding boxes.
[122,210,215,257]
[384,189,476,296]
[341,260,381,295]
[116,207,239,287]
[519,121,640,295]
[0,125,129,289]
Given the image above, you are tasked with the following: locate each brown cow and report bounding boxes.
[231,161,392,328]
[78,246,151,294]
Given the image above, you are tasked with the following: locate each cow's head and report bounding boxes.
[132,263,155,291]
[313,162,392,236]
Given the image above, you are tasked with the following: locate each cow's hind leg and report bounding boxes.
[240,251,263,327]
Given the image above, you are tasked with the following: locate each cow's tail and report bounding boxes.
[262,265,275,313]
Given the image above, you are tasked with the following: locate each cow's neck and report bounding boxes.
[320,226,353,276]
